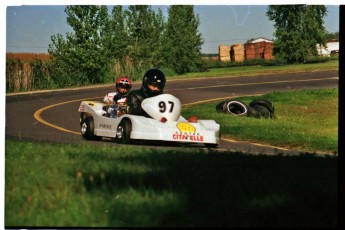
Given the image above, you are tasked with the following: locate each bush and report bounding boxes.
[304,55,338,63]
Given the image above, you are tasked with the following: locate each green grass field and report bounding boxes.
[170,60,338,80]
[182,88,338,154]
[5,87,338,228]
[5,139,337,227]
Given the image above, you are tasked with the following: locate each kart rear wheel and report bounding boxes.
[116,119,132,144]
[81,116,101,141]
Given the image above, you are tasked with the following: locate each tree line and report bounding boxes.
[266,5,330,63]
[47,4,333,84]
[48,5,204,86]
[7,5,332,92]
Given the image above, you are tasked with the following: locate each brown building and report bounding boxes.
[218,37,274,62]
[244,38,274,61]
[230,44,245,62]
[218,45,231,62]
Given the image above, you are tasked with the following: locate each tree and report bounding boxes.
[48,5,110,85]
[325,31,339,40]
[162,5,204,74]
[266,5,328,63]
[103,5,129,60]
[102,5,131,79]
[48,5,205,87]
[124,5,165,70]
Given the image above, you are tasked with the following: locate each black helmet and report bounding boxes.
[142,69,166,97]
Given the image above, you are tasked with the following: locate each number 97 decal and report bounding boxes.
[159,101,174,113]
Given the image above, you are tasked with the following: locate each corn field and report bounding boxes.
[6,53,52,93]
[6,53,156,93]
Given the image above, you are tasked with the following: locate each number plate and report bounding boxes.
[141,94,182,121]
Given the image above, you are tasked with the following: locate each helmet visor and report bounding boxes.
[148,82,164,91]
[118,83,131,90]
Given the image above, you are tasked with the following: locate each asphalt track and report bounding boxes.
[5,70,338,155]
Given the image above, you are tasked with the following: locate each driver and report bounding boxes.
[127,69,166,117]
[103,77,132,118]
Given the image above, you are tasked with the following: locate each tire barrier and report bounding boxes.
[216,99,275,118]
[216,100,248,116]
[249,99,275,118]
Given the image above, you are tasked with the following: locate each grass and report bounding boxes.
[5,65,339,227]
[5,139,337,227]
[182,88,338,154]
[169,60,338,80]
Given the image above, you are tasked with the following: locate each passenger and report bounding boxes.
[103,77,132,118]
[127,69,166,117]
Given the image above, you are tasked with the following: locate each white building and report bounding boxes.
[317,40,339,56]
[249,37,273,44]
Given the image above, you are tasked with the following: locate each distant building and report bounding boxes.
[218,45,231,62]
[218,37,275,62]
[244,38,274,61]
[248,37,273,44]
[230,44,245,62]
[218,37,339,62]
[317,39,339,56]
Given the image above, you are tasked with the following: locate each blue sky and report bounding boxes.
[4,4,340,54]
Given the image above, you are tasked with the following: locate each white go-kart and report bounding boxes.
[78,94,220,148]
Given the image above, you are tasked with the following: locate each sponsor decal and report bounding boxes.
[99,124,112,129]
[174,122,204,142]
[172,132,204,142]
[177,122,196,133]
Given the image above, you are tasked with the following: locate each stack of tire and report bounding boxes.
[216,99,275,118]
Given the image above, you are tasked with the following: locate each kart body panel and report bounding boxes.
[78,94,220,146]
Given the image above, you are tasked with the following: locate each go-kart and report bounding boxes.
[78,94,220,148]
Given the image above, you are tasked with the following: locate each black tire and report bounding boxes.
[225,100,249,116]
[80,112,87,126]
[116,119,132,144]
[81,116,101,140]
[204,143,218,148]
[246,106,260,118]
[251,104,272,118]
[216,100,251,116]
[249,99,273,108]
[249,99,275,118]
[216,101,227,113]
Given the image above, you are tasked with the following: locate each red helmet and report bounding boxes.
[116,77,132,95]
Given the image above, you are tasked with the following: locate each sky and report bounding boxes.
[4,3,340,54]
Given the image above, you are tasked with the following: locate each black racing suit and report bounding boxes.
[126,87,151,117]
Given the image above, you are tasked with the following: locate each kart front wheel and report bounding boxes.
[80,112,87,126]
[81,117,101,141]
[116,119,132,144]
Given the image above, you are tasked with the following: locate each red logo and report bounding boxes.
[172,132,204,142]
